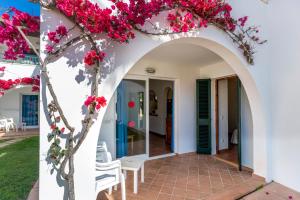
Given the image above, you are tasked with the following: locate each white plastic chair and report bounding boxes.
[6,118,17,132]
[95,142,126,200]
[0,119,6,132]
[0,117,17,132]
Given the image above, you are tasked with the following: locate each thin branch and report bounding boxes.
[16,26,75,132]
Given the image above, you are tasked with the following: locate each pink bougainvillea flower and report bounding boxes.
[61,127,65,133]
[128,101,135,108]
[84,50,106,66]
[56,25,68,36]
[1,13,10,20]
[50,124,56,130]
[84,95,96,107]
[32,86,40,92]
[0,76,39,94]
[0,92,4,96]
[128,121,135,128]
[0,8,39,60]
[96,96,107,108]
[84,95,107,111]
[47,31,59,43]
[46,45,54,53]
[238,16,248,27]
[0,66,5,72]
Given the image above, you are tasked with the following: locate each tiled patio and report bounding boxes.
[97,153,265,200]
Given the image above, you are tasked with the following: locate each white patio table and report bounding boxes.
[119,154,147,194]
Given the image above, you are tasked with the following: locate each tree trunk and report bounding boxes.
[68,155,75,200]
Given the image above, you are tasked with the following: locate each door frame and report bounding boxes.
[125,74,179,158]
[215,75,241,166]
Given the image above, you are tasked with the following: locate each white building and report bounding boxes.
[0,46,40,131]
[38,0,300,199]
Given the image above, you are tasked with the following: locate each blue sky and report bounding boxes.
[0,0,40,16]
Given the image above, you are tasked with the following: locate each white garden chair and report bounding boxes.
[0,117,17,132]
[0,119,7,132]
[95,142,126,200]
[5,118,17,132]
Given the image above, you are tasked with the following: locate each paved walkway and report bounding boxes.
[27,180,39,200]
[0,129,39,148]
[0,138,25,148]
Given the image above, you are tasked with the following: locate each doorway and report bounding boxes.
[21,94,39,128]
[215,76,240,168]
[149,79,174,157]
[116,79,146,158]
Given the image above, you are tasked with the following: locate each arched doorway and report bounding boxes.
[97,36,267,178]
[69,34,268,200]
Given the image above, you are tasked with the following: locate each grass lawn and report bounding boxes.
[0,136,39,200]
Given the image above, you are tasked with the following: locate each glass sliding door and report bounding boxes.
[116,79,146,158]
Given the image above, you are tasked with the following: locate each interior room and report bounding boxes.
[216,76,239,165]
[149,79,174,157]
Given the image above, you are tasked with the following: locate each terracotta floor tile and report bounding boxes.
[94,153,275,200]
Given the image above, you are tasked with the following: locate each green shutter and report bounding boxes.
[196,79,211,154]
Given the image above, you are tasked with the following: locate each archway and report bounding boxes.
[74,31,269,200]
[97,36,267,173]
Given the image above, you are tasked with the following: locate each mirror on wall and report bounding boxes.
[149,90,158,116]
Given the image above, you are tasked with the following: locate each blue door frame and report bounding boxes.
[116,82,128,158]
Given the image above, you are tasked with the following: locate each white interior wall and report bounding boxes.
[149,79,173,135]
[0,87,38,126]
[218,79,229,150]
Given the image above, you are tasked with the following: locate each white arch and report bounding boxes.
[74,29,269,200]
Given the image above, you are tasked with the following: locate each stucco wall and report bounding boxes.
[39,1,300,198]
[0,62,39,128]
[0,87,38,126]
[267,1,300,191]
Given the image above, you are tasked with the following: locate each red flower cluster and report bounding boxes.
[0,76,40,96]
[84,50,106,66]
[238,16,248,27]
[0,8,39,60]
[56,0,135,43]
[84,95,107,110]
[46,25,68,53]
[54,0,247,44]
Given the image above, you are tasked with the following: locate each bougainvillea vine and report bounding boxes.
[0,75,40,96]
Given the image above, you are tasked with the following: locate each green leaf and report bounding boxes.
[47,133,54,142]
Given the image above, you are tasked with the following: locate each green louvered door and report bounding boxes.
[196,79,211,154]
